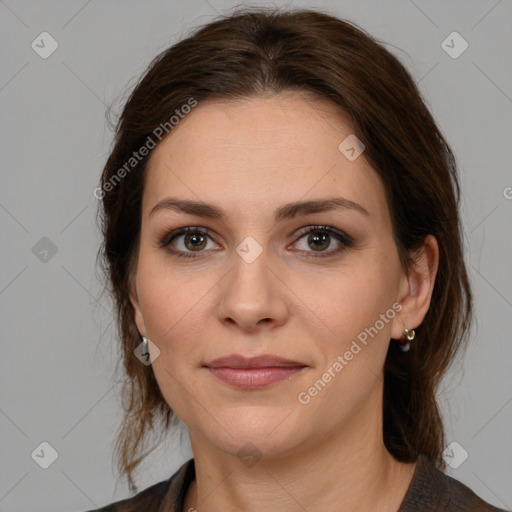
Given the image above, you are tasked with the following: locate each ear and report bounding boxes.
[390,234,439,340]
[129,275,147,337]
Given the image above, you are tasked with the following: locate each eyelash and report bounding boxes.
[158,225,354,260]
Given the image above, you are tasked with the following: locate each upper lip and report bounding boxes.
[205,354,306,368]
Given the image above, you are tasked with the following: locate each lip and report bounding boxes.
[206,354,305,368]
[204,354,308,389]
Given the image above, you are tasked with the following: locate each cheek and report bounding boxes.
[294,272,396,426]
[136,251,210,340]
[135,253,225,404]
[301,264,396,349]
[136,261,210,418]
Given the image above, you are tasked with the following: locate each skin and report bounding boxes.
[130,91,439,512]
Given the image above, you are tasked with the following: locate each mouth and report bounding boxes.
[204,354,308,389]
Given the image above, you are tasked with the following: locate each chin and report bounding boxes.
[194,406,306,459]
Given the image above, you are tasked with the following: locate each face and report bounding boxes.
[131,92,415,461]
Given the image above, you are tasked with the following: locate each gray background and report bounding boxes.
[1,0,511,510]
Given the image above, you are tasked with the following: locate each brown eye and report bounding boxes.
[307,230,330,251]
[184,232,207,251]
[159,227,220,258]
[292,225,354,258]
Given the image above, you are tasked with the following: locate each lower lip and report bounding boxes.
[207,366,306,389]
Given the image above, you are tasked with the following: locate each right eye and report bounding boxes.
[159,227,221,258]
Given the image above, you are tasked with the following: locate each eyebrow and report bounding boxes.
[149,196,370,222]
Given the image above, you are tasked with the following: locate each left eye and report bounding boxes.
[291,226,353,257]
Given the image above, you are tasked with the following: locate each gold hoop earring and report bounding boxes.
[398,328,415,352]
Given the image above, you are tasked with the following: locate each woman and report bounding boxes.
[88,8,506,512]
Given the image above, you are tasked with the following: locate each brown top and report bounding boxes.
[87,455,507,511]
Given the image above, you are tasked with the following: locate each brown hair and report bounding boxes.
[97,7,473,491]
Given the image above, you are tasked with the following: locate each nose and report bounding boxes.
[216,245,289,332]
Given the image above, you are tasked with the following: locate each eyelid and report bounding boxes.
[292,224,353,245]
[158,224,354,258]
[289,225,354,257]
[158,226,219,248]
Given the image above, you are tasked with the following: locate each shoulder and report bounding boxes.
[399,454,507,512]
[83,459,194,512]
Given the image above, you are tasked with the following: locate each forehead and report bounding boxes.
[143,93,388,227]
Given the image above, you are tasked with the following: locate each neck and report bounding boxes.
[183,390,416,512]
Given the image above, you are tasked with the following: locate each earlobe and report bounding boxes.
[390,235,439,339]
